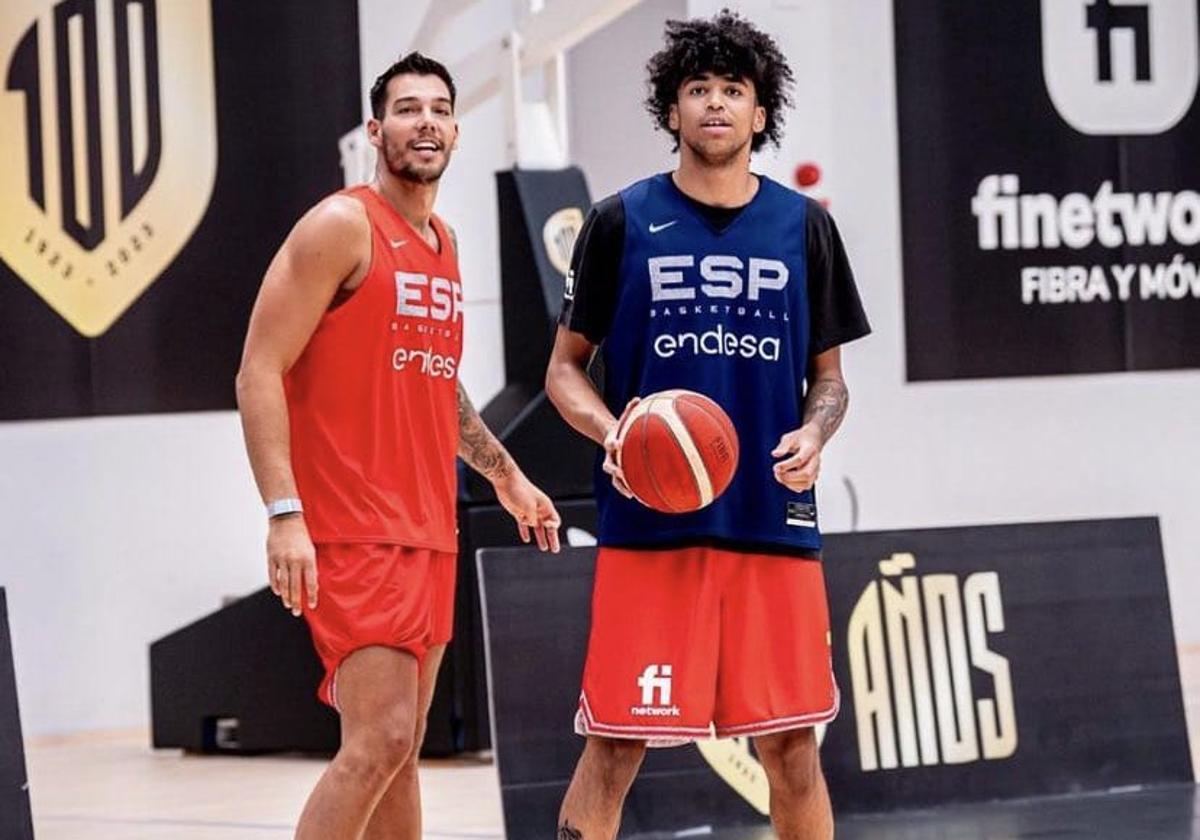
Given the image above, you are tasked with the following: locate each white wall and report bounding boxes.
[0,413,263,735]
[567,0,686,200]
[1,0,1196,737]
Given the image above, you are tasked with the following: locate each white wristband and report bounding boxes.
[266,497,303,519]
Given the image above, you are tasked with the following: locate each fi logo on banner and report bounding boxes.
[0,0,217,337]
[1041,0,1199,134]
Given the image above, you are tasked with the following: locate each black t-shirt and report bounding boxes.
[560,177,871,353]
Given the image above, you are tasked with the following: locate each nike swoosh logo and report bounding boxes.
[390,239,409,248]
[648,220,678,234]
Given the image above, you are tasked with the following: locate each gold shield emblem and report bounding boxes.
[0,0,217,336]
[542,206,583,277]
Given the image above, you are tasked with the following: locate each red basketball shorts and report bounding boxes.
[575,545,839,746]
[303,543,456,710]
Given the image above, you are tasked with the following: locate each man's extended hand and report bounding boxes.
[267,515,318,616]
[771,426,824,492]
[494,471,562,552]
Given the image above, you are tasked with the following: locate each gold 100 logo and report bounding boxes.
[848,553,1018,771]
[0,0,216,336]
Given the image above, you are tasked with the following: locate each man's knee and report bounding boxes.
[335,715,417,785]
[583,737,647,787]
[410,719,428,757]
[394,717,428,776]
[755,728,822,796]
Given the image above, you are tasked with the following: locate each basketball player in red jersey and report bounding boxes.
[236,53,561,840]
[546,12,870,840]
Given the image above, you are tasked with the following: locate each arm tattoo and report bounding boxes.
[557,823,584,840]
[803,376,849,444]
[457,382,514,481]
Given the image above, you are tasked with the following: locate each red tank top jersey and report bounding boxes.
[285,185,463,551]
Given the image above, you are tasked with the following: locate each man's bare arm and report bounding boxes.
[236,195,368,502]
[444,221,513,480]
[801,349,850,446]
[235,194,369,612]
[771,347,851,492]
[545,325,637,498]
[443,223,509,478]
[445,222,560,550]
[456,382,516,481]
[456,381,562,551]
[544,326,616,446]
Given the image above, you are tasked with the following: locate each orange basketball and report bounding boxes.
[616,389,739,513]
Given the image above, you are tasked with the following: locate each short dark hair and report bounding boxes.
[645,9,795,153]
[369,51,457,119]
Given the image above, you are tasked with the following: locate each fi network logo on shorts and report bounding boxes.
[1040,0,1199,134]
[630,664,680,717]
[0,0,218,336]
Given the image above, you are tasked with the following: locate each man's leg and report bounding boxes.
[295,646,420,840]
[557,736,647,839]
[361,644,446,840]
[754,728,832,840]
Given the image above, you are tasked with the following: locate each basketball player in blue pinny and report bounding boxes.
[545,9,871,839]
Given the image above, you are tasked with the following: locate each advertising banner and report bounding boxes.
[896,1,1200,379]
[0,0,361,418]
[480,518,1191,835]
[0,590,34,840]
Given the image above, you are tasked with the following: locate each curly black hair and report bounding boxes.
[369,51,457,120]
[645,9,794,153]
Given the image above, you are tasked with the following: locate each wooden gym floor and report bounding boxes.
[24,647,1200,840]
